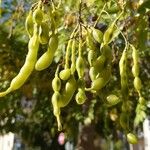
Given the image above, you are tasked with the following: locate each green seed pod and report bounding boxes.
[89,67,98,81]
[139,97,146,105]
[119,50,127,75]
[0,25,40,97]
[98,65,111,83]
[59,69,71,81]
[52,75,61,92]
[103,22,115,45]
[132,64,139,77]
[39,22,50,44]
[51,91,62,131]
[86,29,95,50]
[35,34,58,71]
[91,27,103,43]
[86,77,105,91]
[51,92,61,116]
[75,89,86,105]
[127,133,138,144]
[76,56,85,78]
[33,8,44,25]
[59,75,77,107]
[88,50,97,66]
[93,55,106,73]
[101,44,112,61]
[25,11,34,38]
[106,94,120,106]
[119,113,128,129]
[134,77,142,91]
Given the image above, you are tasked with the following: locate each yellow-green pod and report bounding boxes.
[101,44,112,61]
[86,29,95,50]
[52,75,61,92]
[75,89,86,105]
[119,113,128,129]
[127,133,138,144]
[76,56,85,78]
[86,77,105,91]
[88,50,97,66]
[39,22,50,44]
[91,27,103,43]
[25,11,34,38]
[51,92,61,116]
[93,55,106,73]
[0,26,40,97]
[59,75,77,107]
[33,8,44,25]
[59,69,71,81]
[89,67,98,81]
[35,34,58,71]
[134,77,142,91]
[106,94,120,106]
[132,64,139,77]
[103,22,115,45]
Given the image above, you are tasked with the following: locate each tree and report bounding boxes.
[0,0,150,149]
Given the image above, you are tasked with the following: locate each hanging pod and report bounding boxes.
[35,33,58,71]
[93,55,106,73]
[58,75,77,107]
[39,22,50,44]
[0,25,40,97]
[59,69,71,81]
[25,11,34,38]
[89,67,98,81]
[106,94,120,106]
[91,27,103,43]
[52,75,61,92]
[127,133,138,144]
[75,88,87,105]
[86,29,96,50]
[33,7,44,25]
[88,50,97,67]
[76,56,85,78]
[134,77,142,91]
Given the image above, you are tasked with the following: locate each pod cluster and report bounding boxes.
[0,1,146,143]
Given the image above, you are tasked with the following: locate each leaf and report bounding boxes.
[138,0,150,14]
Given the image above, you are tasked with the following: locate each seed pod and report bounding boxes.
[52,75,61,92]
[51,92,61,116]
[33,8,44,25]
[119,113,128,129]
[35,34,58,71]
[101,44,112,61]
[76,56,85,78]
[127,133,138,144]
[0,25,39,97]
[91,27,103,43]
[93,55,106,73]
[59,75,77,107]
[139,97,146,105]
[119,50,127,75]
[106,94,120,106]
[75,89,86,104]
[25,11,34,38]
[51,92,62,131]
[86,77,105,91]
[89,67,98,81]
[132,64,139,77]
[134,77,142,91]
[103,22,115,44]
[59,69,71,81]
[39,22,50,44]
[88,50,97,66]
[86,29,95,50]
